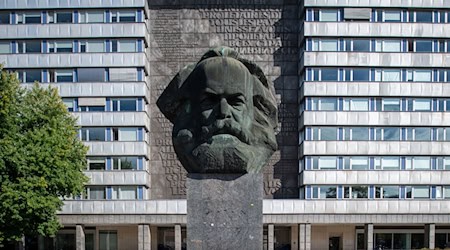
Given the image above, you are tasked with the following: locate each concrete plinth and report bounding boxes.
[187,173,263,250]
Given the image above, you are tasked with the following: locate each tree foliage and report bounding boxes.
[0,67,88,243]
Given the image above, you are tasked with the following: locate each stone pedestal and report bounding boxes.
[187,173,263,250]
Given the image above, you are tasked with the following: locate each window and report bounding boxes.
[406,157,430,170]
[80,11,104,23]
[414,11,433,23]
[377,40,402,52]
[112,11,136,23]
[319,127,337,140]
[383,10,401,22]
[311,98,337,111]
[344,186,368,199]
[380,186,399,198]
[112,187,137,199]
[319,10,339,21]
[382,99,400,111]
[350,157,369,170]
[318,39,338,51]
[406,186,429,199]
[19,69,42,83]
[51,69,74,82]
[375,157,400,170]
[87,187,106,199]
[49,41,73,53]
[78,68,105,82]
[18,41,41,53]
[86,41,104,53]
[350,40,370,52]
[343,98,369,111]
[317,157,337,170]
[112,99,137,111]
[349,127,369,141]
[414,128,431,141]
[351,69,369,81]
[118,40,136,52]
[0,12,9,24]
[56,12,72,23]
[415,40,433,52]
[383,127,400,141]
[62,98,75,112]
[382,70,401,82]
[18,13,41,24]
[112,128,139,141]
[81,128,106,141]
[112,157,138,170]
[109,68,137,81]
[321,69,338,81]
[87,157,106,170]
[412,99,431,111]
[99,231,117,250]
[0,42,9,54]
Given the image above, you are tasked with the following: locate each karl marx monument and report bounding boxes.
[157,47,278,249]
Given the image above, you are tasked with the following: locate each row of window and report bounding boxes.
[305,185,449,199]
[63,98,145,112]
[306,8,449,23]
[86,156,145,171]
[304,126,450,141]
[0,10,143,24]
[305,97,450,112]
[0,39,144,54]
[83,186,144,200]
[11,67,144,83]
[80,127,146,142]
[356,231,447,250]
[306,38,450,53]
[304,156,450,170]
[305,68,450,82]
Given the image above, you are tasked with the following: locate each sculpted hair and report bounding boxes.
[157,46,278,151]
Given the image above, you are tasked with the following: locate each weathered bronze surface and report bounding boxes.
[157,47,278,173]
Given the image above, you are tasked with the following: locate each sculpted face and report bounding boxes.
[157,47,278,174]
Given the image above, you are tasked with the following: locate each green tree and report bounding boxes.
[0,67,88,243]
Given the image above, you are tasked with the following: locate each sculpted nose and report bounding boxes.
[218,98,231,119]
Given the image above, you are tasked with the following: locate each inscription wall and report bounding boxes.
[149,0,299,199]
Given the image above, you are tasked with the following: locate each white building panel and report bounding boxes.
[86,141,149,156]
[60,200,187,215]
[302,170,450,185]
[30,82,149,101]
[0,23,146,39]
[1,53,147,69]
[263,200,450,214]
[1,0,146,9]
[84,171,149,186]
[302,111,450,127]
[305,22,450,38]
[75,112,149,129]
[305,0,449,8]
[301,141,450,156]
[302,82,450,97]
[304,52,450,68]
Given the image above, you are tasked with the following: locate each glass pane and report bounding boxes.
[320,127,337,140]
[352,186,368,198]
[320,186,336,198]
[99,231,118,250]
[415,40,433,52]
[383,99,400,111]
[384,11,401,22]
[413,99,431,111]
[352,69,369,81]
[351,99,369,111]
[25,41,41,53]
[382,40,401,52]
[393,234,407,250]
[320,99,337,111]
[119,128,137,141]
[318,157,336,169]
[56,12,72,23]
[351,157,369,170]
[78,68,105,82]
[119,40,136,52]
[383,128,400,141]
[25,14,41,24]
[383,157,399,170]
[410,233,425,249]
[88,128,105,141]
[413,187,429,198]
[87,11,104,23]
[352,39,370,52]
[55,233,76,250]
[0,42,10,53]
[383,70,401,81]
[414,128,431,141]
[87,41,104,52]
[119,157,137,169]
[352,128,369,141]
[89,187,105,199]
[119,99,137,111]
[320,39,338,51]
[55,42,73,53]
[321,69,338,81]
[320,10,338,21]
[383,186,399,198]
[413,157,430,169]
[119,187,136,199]
[415,11,433,23]
[0,13,9,24]
[25,70,41,82]
[118,11,136,22]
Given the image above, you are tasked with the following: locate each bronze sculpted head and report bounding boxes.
[157,47,278,173]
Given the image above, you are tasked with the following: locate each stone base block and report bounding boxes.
[187,173,263,250]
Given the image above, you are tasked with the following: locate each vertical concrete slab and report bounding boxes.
[299,224,306,250]
[291,224,299,250]
[425,224,435,250]
[175,224,181,250]
[268,224,274,250]
[76,224,85,250]
[305,224,311,250]
[187,174,263,250]
[364,224,374,250]
[138,224,151,250]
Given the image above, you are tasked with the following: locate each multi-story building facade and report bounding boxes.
[2,0,450,250]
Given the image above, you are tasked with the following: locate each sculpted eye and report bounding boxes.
[227,95,245,108]
[200,94,219,109]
